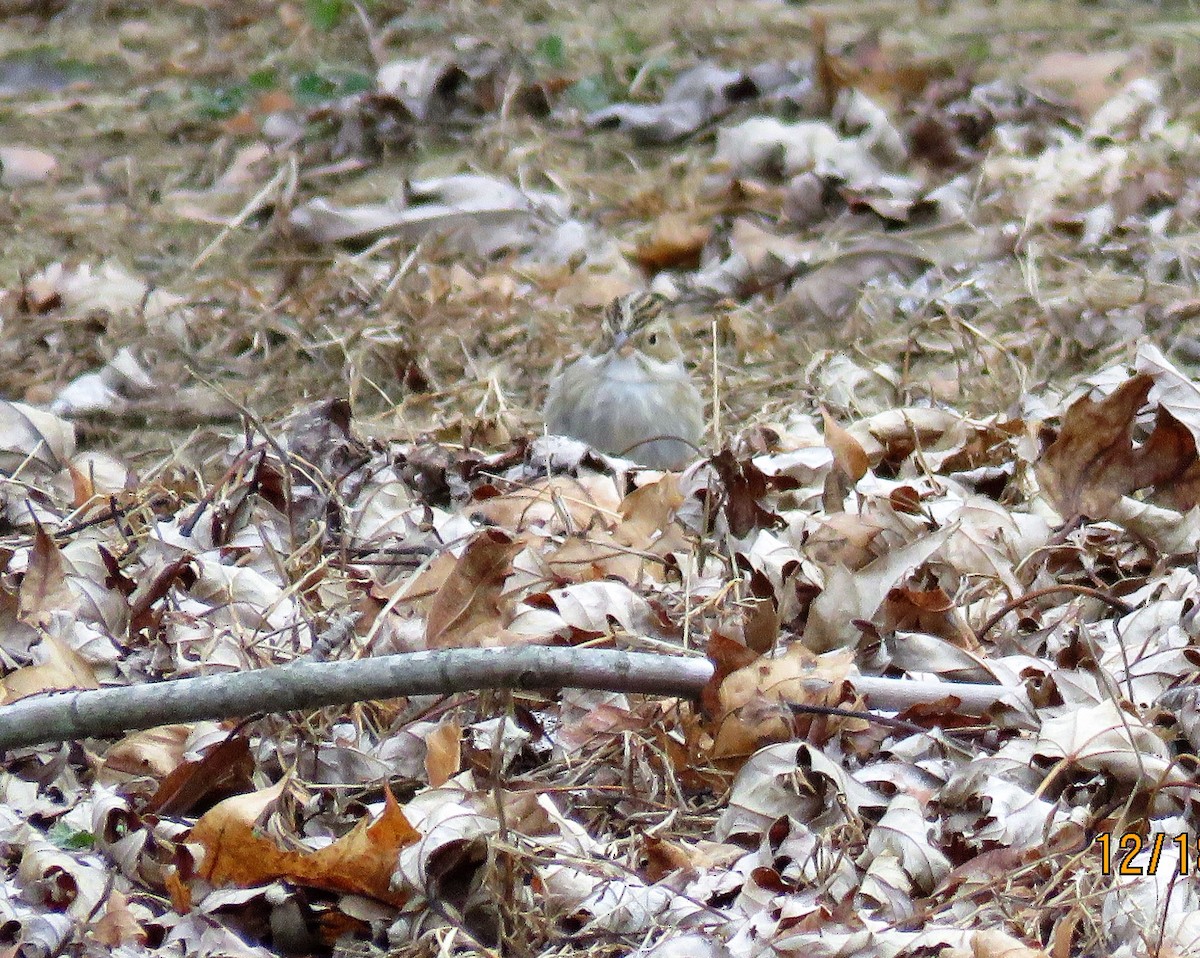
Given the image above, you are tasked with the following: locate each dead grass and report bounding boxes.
[2,0,1187,467]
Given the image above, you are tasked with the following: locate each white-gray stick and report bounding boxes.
[0,648,716,750]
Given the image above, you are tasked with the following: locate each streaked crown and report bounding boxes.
[603,292,667,339]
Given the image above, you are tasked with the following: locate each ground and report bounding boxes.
[2,1,1200,957]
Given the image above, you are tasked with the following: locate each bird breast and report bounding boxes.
[545,352,703,469]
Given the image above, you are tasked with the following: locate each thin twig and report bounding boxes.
[975,584,1133,643]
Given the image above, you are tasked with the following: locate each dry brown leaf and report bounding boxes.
[631,214,712,274]
[1037,375,1200,519]
[1050,905,1086,958]
[711,644,860,758]
[821,408,869,483]
[615,473,685,548]
[729,218,809,277]
[88,889,147,948]
[470,474,621,532]
[424,717,462,787]
[67,453,130,508]
[882,585,977,649]
[804,512,887,569]
[742,596,780,655]
[547,580,651,633]
[18,524,76,625]
[556,701,647,754]
[187,779,290,878]
[553,273,637,309]
[98,725,191,782]
[142,734,255,818]
[787,245,930,322]
[710,450,781,539]
[814,18,947,111]
[717,643,853,711]
[1027,49,1146,117]
[424,529,523,647]
[970,928,1051,958]
[385,550,457,606]
[702,631,761,717]
[738,566,782,655]
[289,174,563,256]
[544,529,657,585]
[304,787,420,904]
[638,834,696,881]
[847,407,965,464]
[1034,699,1180,786]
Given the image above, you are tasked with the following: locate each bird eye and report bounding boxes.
[648,333,658,345]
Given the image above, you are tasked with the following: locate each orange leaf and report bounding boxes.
[164,867,192,914]
[256,89,296,114]
[616,473,684,548]
[188,781,419,907]
[306,787,419,905]
[189,779,292,887]
[821,408,869,483]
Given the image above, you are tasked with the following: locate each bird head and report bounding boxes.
[599,292,683,363]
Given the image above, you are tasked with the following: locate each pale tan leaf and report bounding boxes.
[425,529,522,647]
[424,718,462,787]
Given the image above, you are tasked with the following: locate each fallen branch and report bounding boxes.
[0,647,715,750]
[0,646,1038,751]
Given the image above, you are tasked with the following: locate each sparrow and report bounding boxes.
[544,292,704,470]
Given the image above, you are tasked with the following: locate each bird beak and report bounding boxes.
[613,330,634,357]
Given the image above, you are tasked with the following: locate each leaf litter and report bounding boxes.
[2,2,1200,957]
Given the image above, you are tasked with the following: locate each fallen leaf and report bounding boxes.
[2,634,98,703]
[424,718,462,787]
[786,245,931,322]
[424,529,523,647]
[882,586,976,649]
[88,889,147,947]
[189,781,419,907]
[142,734,256,817]
[712,643,859,758]
[631,215,712,274]
[99,725,191,783]
[710,450,783,538]
[19,524,76,625]
[1037,375,1199,519]
[822,408,869,483]
[1027,49,1146,117]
